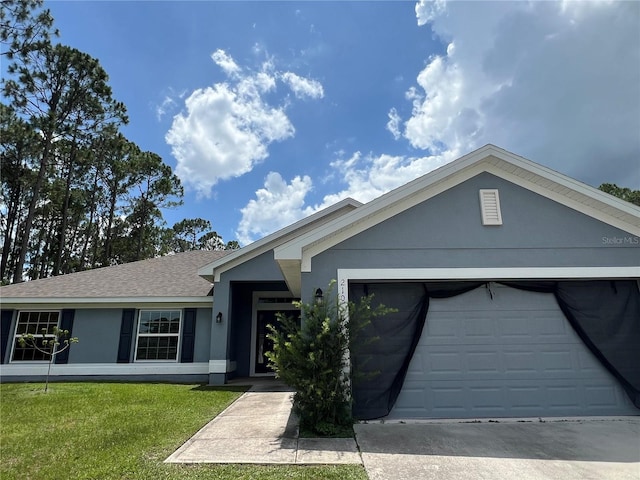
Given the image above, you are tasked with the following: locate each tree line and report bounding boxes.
[1,0,238,284]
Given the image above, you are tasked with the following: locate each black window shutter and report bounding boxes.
[0,310,14,364]
[180,308,197,363]
[55,309,76,364]
[117,309,136,363]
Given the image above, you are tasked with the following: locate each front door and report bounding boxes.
[251,293,300,376]
[254,310,278,374]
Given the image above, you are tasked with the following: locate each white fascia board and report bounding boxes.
[338,267,640,282]
[491,153,640,218]
[198,198,362,282]
[0,362,209,376]
[1,296,213,309]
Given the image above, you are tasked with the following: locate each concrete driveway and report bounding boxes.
[354,418,640,480]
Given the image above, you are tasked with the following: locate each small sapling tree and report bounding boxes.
[18,327,79,392]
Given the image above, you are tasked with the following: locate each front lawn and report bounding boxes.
[0,383,367,480]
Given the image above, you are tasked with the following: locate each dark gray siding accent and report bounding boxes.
[68,309,122,364]
[1,310,13,364]
[54,309,75,364]
[181,308,197,363]
[230,281,288,377]
[117,309,136,363]
[193,308,212,362]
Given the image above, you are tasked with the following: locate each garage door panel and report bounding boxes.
[423,315,573,345]
[407,344,592,381]
[393,379,635,418]
[577,349,608,373]
[389,285,637,418]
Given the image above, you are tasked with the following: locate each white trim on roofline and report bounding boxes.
[274,145,640,273]
[197,198,362,282]
[0,362,209,377]
[1,297,213,308]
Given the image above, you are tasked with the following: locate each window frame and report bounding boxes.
[133,309,182,362]
[10,310,61,363]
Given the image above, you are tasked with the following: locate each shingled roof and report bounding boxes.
[1,250,231,300]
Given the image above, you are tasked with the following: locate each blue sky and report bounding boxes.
[46,0,640,245]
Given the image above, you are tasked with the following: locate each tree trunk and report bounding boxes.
[13,135,52,283]
[0,186,21,281]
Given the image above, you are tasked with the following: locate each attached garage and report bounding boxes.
[390,284,637,418]
[348,279,639,420]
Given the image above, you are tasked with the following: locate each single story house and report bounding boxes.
[2,144,639,420]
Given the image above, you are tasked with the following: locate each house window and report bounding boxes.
[135,310,181,361]
[11,311,60,361]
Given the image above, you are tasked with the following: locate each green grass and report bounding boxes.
[0,383,367,480]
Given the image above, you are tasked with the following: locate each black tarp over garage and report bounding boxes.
[350,280,640,420]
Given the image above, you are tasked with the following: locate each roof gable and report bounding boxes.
[197,198,362,284]
[273,145,640,293]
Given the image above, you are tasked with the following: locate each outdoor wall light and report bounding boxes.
[216,312,223,324]
[314,288,324,304]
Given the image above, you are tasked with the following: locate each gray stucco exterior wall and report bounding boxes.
[209,251,290,383]
[4,306,213,366]
[305,173,639,290]
[68,309,123,363]
[193,308,213,363]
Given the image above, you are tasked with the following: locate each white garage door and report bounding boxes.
[390,284,637,419]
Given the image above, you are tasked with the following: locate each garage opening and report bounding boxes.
[349,281,639,420]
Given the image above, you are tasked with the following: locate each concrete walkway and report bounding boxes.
[165,383,361,465]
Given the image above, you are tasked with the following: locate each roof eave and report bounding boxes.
[1,296,214,308]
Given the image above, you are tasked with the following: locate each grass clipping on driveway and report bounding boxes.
[1,383,366,480]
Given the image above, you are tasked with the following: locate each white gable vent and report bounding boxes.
[479,189,503,225]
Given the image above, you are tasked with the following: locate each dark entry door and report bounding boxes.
[255,310,278,374]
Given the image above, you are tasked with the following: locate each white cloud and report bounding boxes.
[211,49,241,77]
[166,50,325,196]
[415,0,446,27]
[236,149,460,244]
[166,84,292,196]
[406,0,640,187]
[386,108,402,140]
[237,1,639,244]
[281,72,324,99]
[155,95,176,121]
[319,149,458,208]
[236,172,314,245]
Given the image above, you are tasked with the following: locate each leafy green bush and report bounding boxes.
[266,282,394,436]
